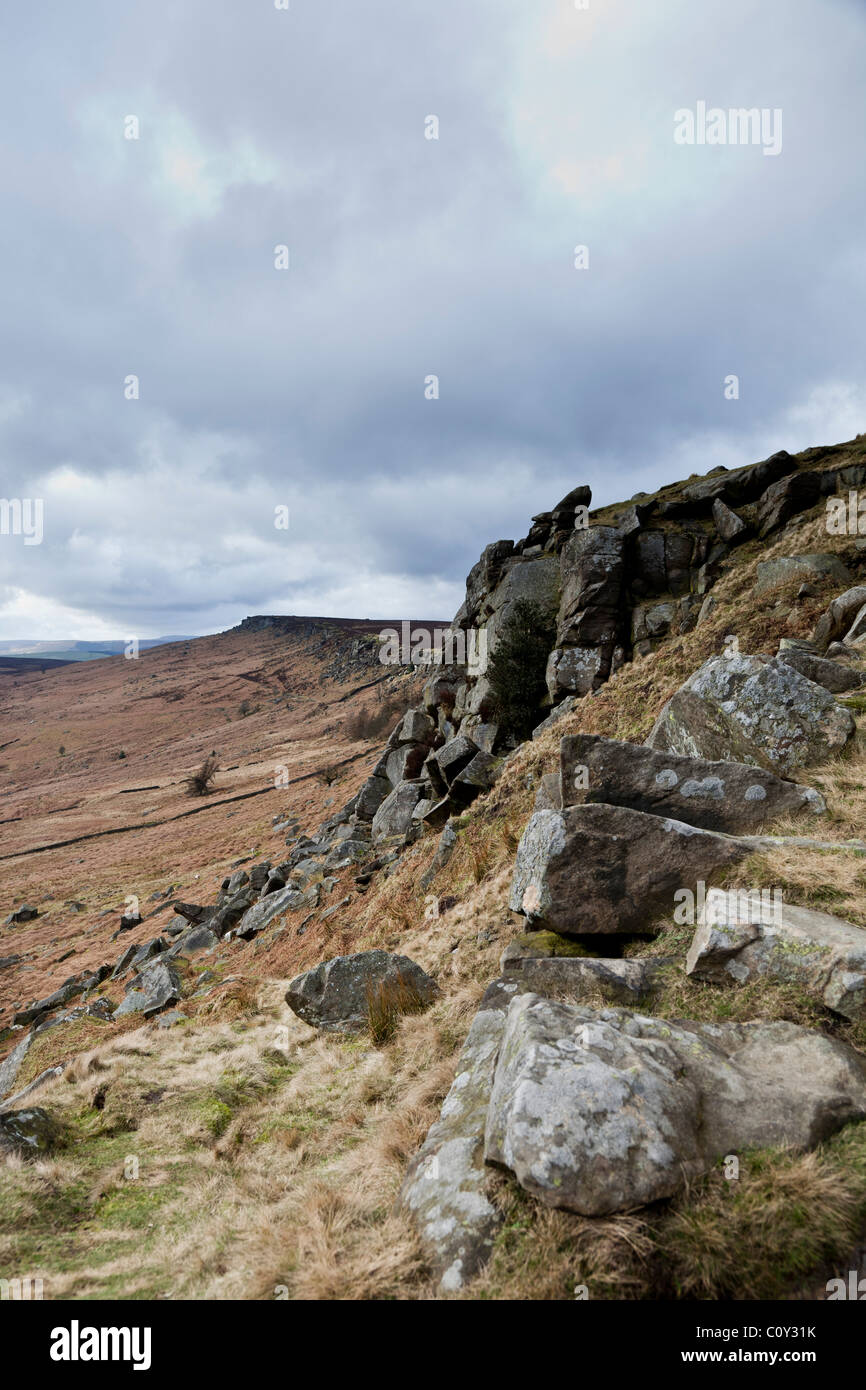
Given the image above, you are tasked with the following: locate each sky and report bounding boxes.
[1,0,865,639]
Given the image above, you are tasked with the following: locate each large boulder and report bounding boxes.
[285,950,438,1033]
[423,735,479,797]
[560,733,825,833]
[813,586,866,651]
[775,647,862,694]
[509,803,748,935]
[233,882,311,939]
[686,893,866,1021]
[646,653,855,774]
[484,994,866,1215]
[712,498,748,542]
[0,1108,64,1159]
[845,604,866,646]
[756,470,822,536]
[113,961,181,1019]
[754,553,851,595]
[371,780,426,842]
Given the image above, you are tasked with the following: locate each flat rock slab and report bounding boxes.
[560,733,825,833]
[233,883,309,939]
[686,894,866,1020]
[398,978,515,1292]
[646,653,855,774]
[484,995,866,1215]
[509,804,748,935]
[500,954,673,1006]
[285,950,438,1033]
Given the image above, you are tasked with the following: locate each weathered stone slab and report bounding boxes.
[560,733,825,833]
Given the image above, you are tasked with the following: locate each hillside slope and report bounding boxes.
[3,435,866,1302]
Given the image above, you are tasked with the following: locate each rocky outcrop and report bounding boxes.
[285,950,438,1033]
[484,994,866,1215]
[13,965,111,1029]
[646,653,855,774]
[686,893,866,1021]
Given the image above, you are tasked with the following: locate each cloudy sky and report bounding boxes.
[1,0,865,638]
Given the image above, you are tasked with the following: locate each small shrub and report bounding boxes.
[344,692,409,741]
[487,598,557,742]
[187,754,219,796]
[366,974,429,1045]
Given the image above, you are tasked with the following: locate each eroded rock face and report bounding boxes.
[285,950,438,1033]
[509,804,748,935]
[548,527,625,700]
[483,995,866,1215]
[559,733,825,833]
[686,894,866,1020]
[646,653,855,774]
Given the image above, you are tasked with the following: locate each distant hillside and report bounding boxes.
[0,637,193,663]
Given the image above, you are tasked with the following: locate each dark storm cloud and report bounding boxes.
[0,0,864,636]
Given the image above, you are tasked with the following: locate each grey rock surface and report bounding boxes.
[484,994,866,1215]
